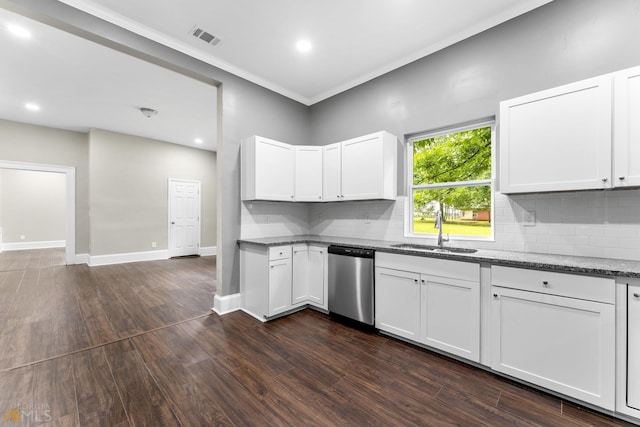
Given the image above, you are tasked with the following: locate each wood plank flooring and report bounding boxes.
[0,249,215,371]
[0,249,634,426]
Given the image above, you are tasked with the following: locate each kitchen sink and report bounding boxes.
[390,243,477,254]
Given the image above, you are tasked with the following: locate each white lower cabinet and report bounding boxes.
[491,266,615,410]
[628,283,640,410]
[240,243,327,321]
[268,257,292,316]
[375,268,421,341]
[375,252,480,362]
[292,244,327,310]
[421,274,479,362]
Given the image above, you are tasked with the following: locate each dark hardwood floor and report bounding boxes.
[0,248,215,371]
[0,249,634,426]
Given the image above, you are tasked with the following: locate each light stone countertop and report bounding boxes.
[238,234,640,278]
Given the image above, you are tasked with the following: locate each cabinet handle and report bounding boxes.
[291,195,294,199]
[542,281,549,287]
[619,176,626,181]
[602,177,608,182]
[493,293,498,298]
[414,279,418,283]
[421,279,425,283]
[319,196,322,199]
[634,293,640,298]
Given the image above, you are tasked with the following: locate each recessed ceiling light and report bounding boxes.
[7,24,31,38]
[25,103,40,111]
[194,138,204,144]
[296,39,312,53]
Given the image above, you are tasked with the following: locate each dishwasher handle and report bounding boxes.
[328,245,374,258]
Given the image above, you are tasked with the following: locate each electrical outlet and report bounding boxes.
[151,241,157,248]
[20,235,25,240]
[523,210,536,226]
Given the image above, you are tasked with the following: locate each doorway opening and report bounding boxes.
[0,160,76,264]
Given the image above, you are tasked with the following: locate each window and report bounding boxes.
[406,120,494,240]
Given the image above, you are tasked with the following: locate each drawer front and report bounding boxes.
[269,245,292,260]
[491,265,614,304]
[375,252,479,282]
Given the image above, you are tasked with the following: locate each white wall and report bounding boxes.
[0,169,66,245]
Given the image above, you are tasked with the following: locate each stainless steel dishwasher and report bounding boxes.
[328,245,375,325]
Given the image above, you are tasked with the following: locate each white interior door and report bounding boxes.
[169,179,201,257]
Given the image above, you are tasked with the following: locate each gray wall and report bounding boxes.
[0,119,89,253]
[309,0,640,145]
[5,0,310,296]
[89,128,216,255]
[0,169,66,244]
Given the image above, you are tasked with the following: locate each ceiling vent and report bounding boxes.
[189,25,221,46]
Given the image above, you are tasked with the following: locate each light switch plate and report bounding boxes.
[523,210,536,226]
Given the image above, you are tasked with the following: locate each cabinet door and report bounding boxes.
[341,134,384,200]
[291,246,309,306]
[322,143,341,201]
[307,246,326,307]
[499,75,612,193]
[420,275,480,362]
[375,267,421,341]
[629,285,640,410]
[268,258,292,316]
[295,146,323,201]
[614,66,640,188]
[491,287,615,409]
[255,137,295,201]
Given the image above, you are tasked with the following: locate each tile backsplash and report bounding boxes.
[241,188,640,261]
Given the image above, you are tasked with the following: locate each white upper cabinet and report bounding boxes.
[614,66,640,188]
[499,75,613,194]
[242,136,295,201]
[243,131,397,202]
[294,146,323,201]
[323,131,397,201]
[322,142,342,202]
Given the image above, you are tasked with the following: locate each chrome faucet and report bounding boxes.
[434,211,449,248]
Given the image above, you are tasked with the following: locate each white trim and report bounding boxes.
[199,246,217,256]
[74,253,90,265]
[0,160,76,265]
[89,249,169,267]
[2,240,65,251]
[168,178,201,258]
[213,293,241,315]
[404,121,496,241]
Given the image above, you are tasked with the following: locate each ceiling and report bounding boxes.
[1,1,553,153]
[57,0,553,105]
[0,6,218,151]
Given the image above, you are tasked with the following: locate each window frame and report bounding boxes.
[404,118,496,241]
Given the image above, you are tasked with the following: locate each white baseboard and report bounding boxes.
[74,253,90,265]
[89,249,169,267]
[200,246,217,256]
[213,293,241,315]
[2,240,66,251]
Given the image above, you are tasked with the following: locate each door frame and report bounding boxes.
[0,160,76,264]
[167,178,201,257]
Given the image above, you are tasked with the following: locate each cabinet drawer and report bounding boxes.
[376,252,479,282]
[269,245,292,260]
[491,266,614,304]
